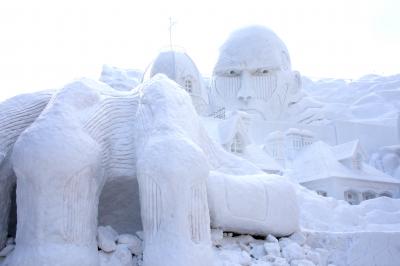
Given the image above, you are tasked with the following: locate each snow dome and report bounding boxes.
[143,49,209,115]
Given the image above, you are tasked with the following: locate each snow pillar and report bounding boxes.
[3,88,104,266]
[137,136,214,266]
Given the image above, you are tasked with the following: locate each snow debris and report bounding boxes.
[100,245,135,266]
[290,259,315,266]
[289,232,307,246]
[211,229,224,245]
[0,244,14,257]
[98,225,119,253]
[281,242,306,261]
[97,229,144,266]
[214,232,332,266]
[117,234,142,256]
[264,242,281,257]
[266,234,279,243]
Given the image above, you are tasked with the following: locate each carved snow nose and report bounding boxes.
[237,72,254,102]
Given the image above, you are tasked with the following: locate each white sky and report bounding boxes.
[0,0,399,101]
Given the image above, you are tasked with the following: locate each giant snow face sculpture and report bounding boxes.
[211,26,302,121]
[0,75,298,266]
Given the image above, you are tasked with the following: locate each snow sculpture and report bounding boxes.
[100,64,141,91]
[208,172,298,236]
[0,91,53,250]
[143,50,210,115]
[0,75,299,266]
[370,145,400,179]
[210,25,324,124]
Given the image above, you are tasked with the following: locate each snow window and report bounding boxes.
[184,79,193,93]
[231,134,243,154]
[344,190,360,205]
[316,191,327,197]
[211,107,226,120]
[352,153,362,170]
[362,191,377,200]
[379,191,393,198]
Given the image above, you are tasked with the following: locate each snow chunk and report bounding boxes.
[98,226,118,252]
[289,232,306,246]
[0,244,14,257]
[100,245,135,266]
[264,242,281,257]
[281,242,305,262]
[211,229,224,245]
[117,234,142,256]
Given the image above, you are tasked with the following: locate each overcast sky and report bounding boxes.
[0,0,399,100]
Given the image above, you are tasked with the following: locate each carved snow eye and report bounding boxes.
[254,68,270,76]
[223,70,240,77]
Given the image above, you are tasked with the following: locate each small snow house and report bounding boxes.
[143,49,209,115]
[290,140,400,204]
[202,112,283,174]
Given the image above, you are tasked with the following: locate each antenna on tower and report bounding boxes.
[168,17,177,79]
[169,17,176,50]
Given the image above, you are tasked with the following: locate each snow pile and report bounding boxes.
[100,65,142,91]
[213,231,330,266]
[296,184,400,232]
[302,74,400,126]
[97,226,143,266]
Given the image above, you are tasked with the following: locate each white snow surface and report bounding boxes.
[100,65,142,91]
[296,184,400,232]
[302,74,400,127]
[370,145,400,179]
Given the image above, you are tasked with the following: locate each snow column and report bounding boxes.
[4,84,104,266]
[137,136,213,266]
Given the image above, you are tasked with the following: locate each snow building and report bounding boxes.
[264,128,314,167]
[289,140,400,204]
[202,112,283,174]
[143,49,209,115]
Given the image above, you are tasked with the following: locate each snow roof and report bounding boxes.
[291,141,400,184]
[267,130,284,140]
[242,144,283,172]
[145,50,199,81]
[217,113,251,146]
[285,128,314,137]
[200,113,250,147]
[144,49,209,102]
[331,139,365,161]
